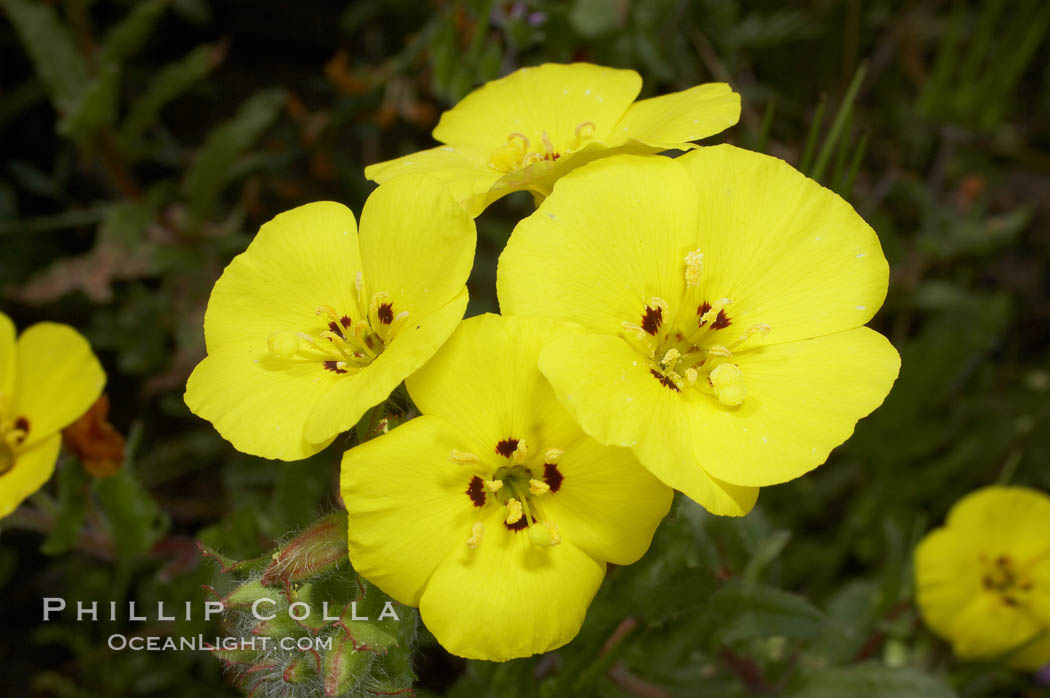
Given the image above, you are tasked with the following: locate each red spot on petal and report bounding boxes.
[466,476,486,507]
[323,361,347,374]
[543,463,563,493]
[711,310,732,330]
[328,321,345,338]
[650,369,681,392]
[495,438,519,458]
[640,305,663,335]
[377,303,394,325]
[340,315,352,328]
[504,515,535,531]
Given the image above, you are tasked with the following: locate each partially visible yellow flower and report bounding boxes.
[184,175,476,461]
[915,486,1050,670]
[365,62,740,216]
[1,312,105,517]
[341,314,672,661]
[497,148,900,516]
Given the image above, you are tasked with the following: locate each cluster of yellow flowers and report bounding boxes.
[5,62,1041,670]
[182,63,903,661]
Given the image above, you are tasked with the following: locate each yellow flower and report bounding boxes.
[341,314,672,661]
[364,62,740,217]
[184,175,475,460]
[915,486,1050,670]
[497,148,900,516]
[1,312,105,517]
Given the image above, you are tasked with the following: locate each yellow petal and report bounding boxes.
[302,289,469,444]
[497,155,698,335]
[201,201,362,352]
[0,311,14,398]
[364,145,502,217]
[678,144,889,346]
[950,593,1046,667]
[684,327,900,487]
[342,415,482,606]
[358,174,476,319]
[539,435,672,564]
[419,505,604,661]
[538,332,757,517]
[184,345,343,460]
[406,314,581,460]
[432,63,641,150]
[0,433,60,518]
[13,323,105,447]
[945,486,1050,562]
[608,83,741,149]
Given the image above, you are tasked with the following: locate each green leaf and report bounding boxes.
[700,580,825,646]
[787,662,957,698]
[121,43,226,146]
[180,88,286,221]
[40,459,89,556]
[93,425,170,558]
[100,0,170,65]
[0,0,90,113]
[57,61,121,139]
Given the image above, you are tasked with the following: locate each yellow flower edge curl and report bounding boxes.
[184,174,476,461]
[365,62,741,217]
[1,312,105,517]
[915,486,1050,670]
[496,147,901,516]
[341,314,673,661]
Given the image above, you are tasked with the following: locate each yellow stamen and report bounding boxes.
[529,479,550,496]
[316,304,341,324]
[706,344,733,358]
[709,363,746,406]
[484,479,504,493]
[685,367,699,385]
[621,322,649,340]
[466,522,484,549]
[685,249,704,288]
[449,449,480,465]
[575,121,596,138]
[267,331,300,359]
[511,439,529,465]
[505,498,523,525]
[699,298,732,327]
[660,348,681,370]
[544,448,564,463]
[648,296,670,313]
[541,131,555,157]
[729,323,771,349]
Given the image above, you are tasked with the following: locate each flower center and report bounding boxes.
[979,553,1034,608]
[452,439,565,550]
[621,250,770,407]
[264,272,408,376]
[0,405,30,475]
[487,122,597,174]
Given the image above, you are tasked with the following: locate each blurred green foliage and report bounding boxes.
[1,0,1049,696]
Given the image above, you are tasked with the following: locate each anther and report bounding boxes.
[685,367,699,385]
[621,322,649,340]
[529,479,550,496]
[684,249,704,288]
[466,522,484,549]
[730,323,771,349]
[649,297,670,313]
[699,299,732,327]
[449,450,480,465]
[706,345,732,358]
[505,498,523,525]
[511,439,529,465]
[508,132,530,148]
[660,348,681,370]
[484,479,504,493]
[544,448,564,463]
[541,131,555,156]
